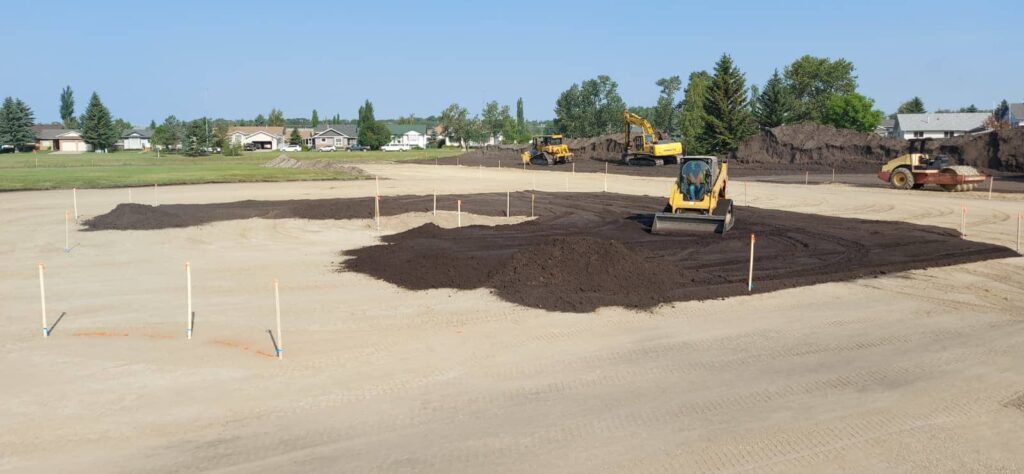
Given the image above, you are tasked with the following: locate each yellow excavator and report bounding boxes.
[622,111,683,166]
[521,135,574,166]
[652,156,735,234]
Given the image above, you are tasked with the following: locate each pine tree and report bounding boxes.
[254,114,266,126]
[700,54,755,154]
[311,109,319,128]
[897,97,926,114]
[679,71,711,155]
[80,92,118,151]
[995,100,1010,122]
[149,119,157,130]
[289,128,302,145]
[182,119,208,157]
[754,70,797,129]
[0,97,37,152]
[60,86,76,128]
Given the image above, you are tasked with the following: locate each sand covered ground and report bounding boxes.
[2,163,1024,472]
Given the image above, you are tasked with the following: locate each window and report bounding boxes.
[913,132,924,138]
[944,131,955,138]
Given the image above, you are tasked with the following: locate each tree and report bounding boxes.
[897,96,926,114]
[553,75,626,137]
[112,118,134,138]
[0,97,36,152]
[753,70,798,129]
[80,92,118,151]
[679,71,711,155]
[357,100,375,129]
[355,100,390,149]
[984,114,1012,130]
[311,109,319,128]
[783,55,858,122]
[959,104,979,113]
[268,108,284,127]
[149,119,157,130]
[60,86,76,128]
[700,54,755,154]
[995,100,1010,122]
[481,101,512,143]
[254,114,266,126]
[289,128,302,146]
[653,75,682,134]
[152,115,183,151]
[182,119,210,157]
[439,103,481,150]
[822,93,884,133]
[516,97,525,130]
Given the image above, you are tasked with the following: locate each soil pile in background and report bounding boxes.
[728,123,906,172]
[264,154,369,175]
[932,128,1024,173]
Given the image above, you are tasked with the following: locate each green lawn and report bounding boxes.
[0,148,462,191]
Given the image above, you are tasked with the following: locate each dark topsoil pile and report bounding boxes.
[418,125,1024,176]
[84,192,1015,312]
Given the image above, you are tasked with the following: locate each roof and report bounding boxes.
[228,126,286,138]
[122,128,153,138]
[36,128,80,140]
[313,124,358,137]
[879,119,895,128]
[895,113,990,132]
[386,124,425,136]
[1010,103,1024,120]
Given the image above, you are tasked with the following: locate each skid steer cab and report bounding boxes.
[651,156,735,235]
[521,135,573,166]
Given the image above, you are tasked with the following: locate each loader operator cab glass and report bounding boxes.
[680,160,711,202]
[545,137,562,146]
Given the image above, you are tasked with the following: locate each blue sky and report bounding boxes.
[2,0,1020,125]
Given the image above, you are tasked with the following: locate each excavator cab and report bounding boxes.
[622,111,682,166]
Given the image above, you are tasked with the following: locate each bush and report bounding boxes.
[222,141,243,156]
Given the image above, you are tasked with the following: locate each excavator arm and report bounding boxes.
[623,111,656,152]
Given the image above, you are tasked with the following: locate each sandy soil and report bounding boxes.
[2,164,1024,473]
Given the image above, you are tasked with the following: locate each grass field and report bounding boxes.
[0,148,462,191]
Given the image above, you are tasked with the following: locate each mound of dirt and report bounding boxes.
[932,128,1024,173]
[263,154,369,175]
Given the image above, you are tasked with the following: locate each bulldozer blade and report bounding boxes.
[651,200,735,235]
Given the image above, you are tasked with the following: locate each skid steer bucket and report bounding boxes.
[652,199,735,235]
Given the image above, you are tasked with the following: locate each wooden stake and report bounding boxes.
[531,194,535,218]
[498,160,501,169]
[375,176,379,196]
[960,202,967,237]
[457,200,462,227]
[72,188,79,223]
[64,210,70,253]
[274,279,282,360]
[604,163,608,192]
[374,195,380,231]
[989,176,994,200]
[432,191,436,216]
[572,162,575,174]
[506,192,510,218]
[832,168,835,183]
[186,262,193,340]
[805,171,809,185]
[748,234,756,292]
[38,263,48,338]
[1017,212,1021,254]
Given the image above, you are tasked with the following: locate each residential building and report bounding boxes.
[1010,103,1024,128]
[893,113,990,139]
[310,124,358,150]
[228,126,313,150]
[35,129,93,152]
[386,124,428,149]
[875,119,896,138]
[120,129,153,150]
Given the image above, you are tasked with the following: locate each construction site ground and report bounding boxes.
[3,163,1024,472]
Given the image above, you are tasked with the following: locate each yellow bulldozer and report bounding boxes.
[521,135,574,166]
[652,156,735,234]
[621,111,683,166]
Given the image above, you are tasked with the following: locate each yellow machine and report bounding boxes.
[521,135,573,166]
[877,153,985,192]
[622,111,683,166]
[652,156,735,234]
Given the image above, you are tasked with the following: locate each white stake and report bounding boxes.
[572,162,575,174]
[274,279,282,360]
[832,168,835,183]
[604,163,608,192]
[186,262,193,340]
[375,176,379,196]
[64,210,70,253]
[128,187,132,203]
[72,188,79,223]
[374,195,380,231]
[457,200,462,227]
[989,176,994,200]
[531,194,535,218]
[506,192,510,218]
[38,263,48,338]
[748,234,756,292]
[523,161,526,171]
[805,171,809,185]
[498,160,501,169]
[432,191,437,216]
[960,202,967,237]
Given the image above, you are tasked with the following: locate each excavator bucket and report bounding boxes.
[652,199,735,235]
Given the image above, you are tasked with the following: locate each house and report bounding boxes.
[228,126,313,150]
[875,119,896,138]
[1010,103,1024,128]
[310,124,358,150]
[120,129,153,150]
[386,124,428,149]
[35,129,93,152]
[893,113,990,139]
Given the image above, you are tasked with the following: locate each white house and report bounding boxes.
[120,129,152,150]
[1010,103,1024,128]
[35,129,93,152]
[894,113,990,139]
[386,125,428,149]
[227,126,313,150]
